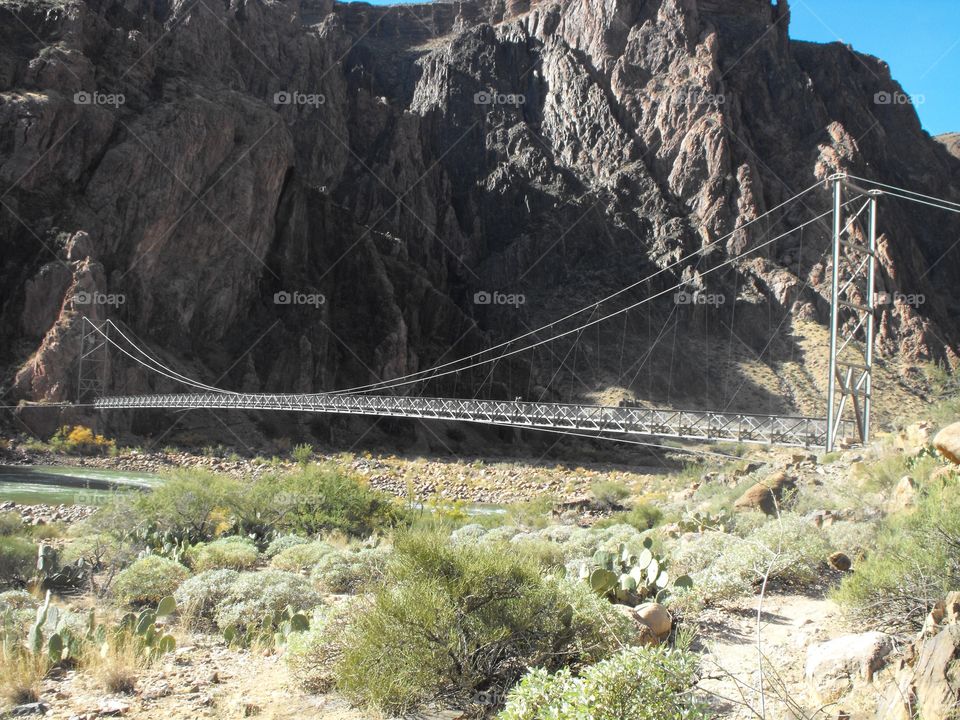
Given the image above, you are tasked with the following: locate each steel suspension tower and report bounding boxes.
[77,319,109,405]
[826,173,881,451]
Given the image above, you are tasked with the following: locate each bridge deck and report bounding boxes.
[94,393,855,448]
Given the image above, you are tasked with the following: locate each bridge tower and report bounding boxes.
[76,319,109,405]
[826,174,881,451]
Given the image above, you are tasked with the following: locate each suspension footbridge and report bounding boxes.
[69,174,960,451]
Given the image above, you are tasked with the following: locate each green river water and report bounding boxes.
[0,465,160,505]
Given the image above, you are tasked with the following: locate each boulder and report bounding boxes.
[805,631,894,702]
[734,471,796,515]
[829,552,852,572]
[613,605,660,646]
[879,593,960,719]
[632,602,672,640]
[933,422,960,464]
[887,476,918,513]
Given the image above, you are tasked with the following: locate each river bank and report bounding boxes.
[1,437,666,505]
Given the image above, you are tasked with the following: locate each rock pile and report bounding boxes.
[878,592,960,720]
[0,501,96,525]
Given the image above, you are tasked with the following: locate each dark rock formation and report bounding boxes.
[0,0,958,440]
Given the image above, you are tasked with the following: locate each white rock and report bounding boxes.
[805,631,894,702]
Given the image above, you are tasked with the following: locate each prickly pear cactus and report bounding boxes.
[579,538,692,606]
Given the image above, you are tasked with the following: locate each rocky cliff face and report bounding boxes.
[1,0,958,439]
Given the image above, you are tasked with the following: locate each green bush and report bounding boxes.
[60,533,139,571]
[174,569,239,623]
[593,504,663,531]
[498,644,706,720]
[265,534,311,558]
[271,541,335,572]
[833,481,960,628]
[590,481,631,511]
[326,532,637,713]
[261,464,409,538]
[134,469,237,543]
[0,512,23,536]
[0,590,38,612]
[186,536,259,571]
[286,603,355,693]
[0,537,36,588]
[213,570,322,630]
[310,547,389,594]
[673,514,830,604]
[113,556,189,606]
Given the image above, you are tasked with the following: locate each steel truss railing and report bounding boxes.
[94,393,855,447]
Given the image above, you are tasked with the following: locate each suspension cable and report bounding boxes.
[346,199,862,395]
[325,179,828,395]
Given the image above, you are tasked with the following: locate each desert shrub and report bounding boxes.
[310,547,389,594]
[245,464,409,538]
[824,520,879,560]
[271,541,335,572]
[174,569,239,624]
[593,503,663,531]
[286,602,356,693]
[483,525,523,544]
[730,510,769,537]
[327,532,637,713]
[591,524,648,553]
[0,650,46,706]
[265,534,311,558]
[213,570,322,630]
[0,537,36,588]
[590,481,631,510]
[0,590,37,612]
[113,556,189,606]
[450,523,488,543]
[61,533,139,570]
[0,512,23,536]
[833,481,960,628]
[508,538,567,570]
[498,644,706,720]
[49,425,115,455]
[186,536,259,571]
[674,514,829,603]
[504,497,555,529]
[292,443,314,465]
[134,469,238,543]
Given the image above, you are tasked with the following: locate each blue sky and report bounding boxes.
[789,0,958,136]
[345,0,957,135]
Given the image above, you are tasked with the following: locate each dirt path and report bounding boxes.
[695,592,852,719]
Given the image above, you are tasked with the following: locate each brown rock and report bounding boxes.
[879,625,960,720]
[888,476,918,512]
[933,422,960,464]
[829,552,852,572]
[734,471,797,515]
[632,602,672,640]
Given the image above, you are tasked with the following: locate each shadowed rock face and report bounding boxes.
[0,0,958,431]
